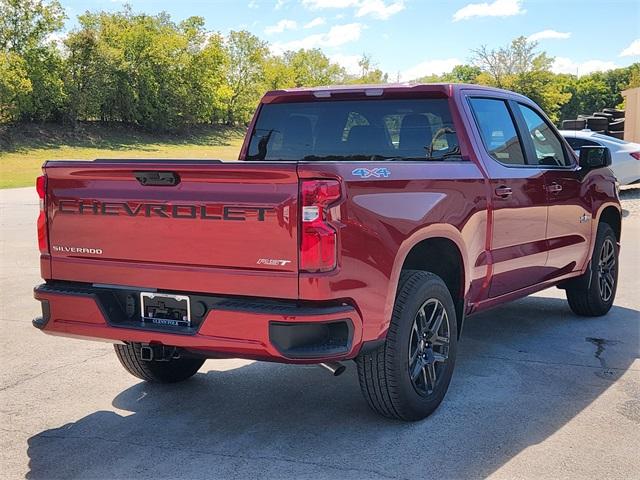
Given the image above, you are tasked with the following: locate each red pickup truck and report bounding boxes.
[33,84,621,421]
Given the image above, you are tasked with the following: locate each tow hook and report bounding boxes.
[318,361,346,376]
[139,344,181,362]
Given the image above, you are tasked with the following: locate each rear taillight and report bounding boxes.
[631,152,640,160]
[300,179,341,272]
[36,175,48,254]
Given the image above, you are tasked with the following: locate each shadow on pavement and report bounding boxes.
[26,297,639,479]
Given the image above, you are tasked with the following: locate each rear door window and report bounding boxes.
[246,99,461,161]
[468,98,526,166]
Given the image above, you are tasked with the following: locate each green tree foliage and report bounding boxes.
[64,9,228,130]
[262,49,348,92]
[0,52,32,122]
[223,30,269,124]
[347,54,388,84]
[0,0,66,121]
[471,37,570,121]
[443,65,482,84]
[0,2,638,129]
[283,48,345,87]
[0,0,65,54]
[559,64,640,120]
[263,55,296,90]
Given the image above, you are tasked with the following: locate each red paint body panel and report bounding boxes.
[44,162,300,298]
[34,83,621,362]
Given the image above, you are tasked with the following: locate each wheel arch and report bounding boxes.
[597,205,621,242]
[386,226,469,338]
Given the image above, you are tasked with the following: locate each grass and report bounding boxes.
[0,122,246,189]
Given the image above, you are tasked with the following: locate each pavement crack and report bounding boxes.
[585,337,622,378]
[585,337,620,369]
[0,351,112,392]
[463,352,638,372]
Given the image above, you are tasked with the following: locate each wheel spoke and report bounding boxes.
[410,358,423,382]
[605,272,614,288]
[429,305,445,335]
[433,352,448,363]
[412,322,419,341]
[604,249,613,263]
[432,335,449,347]
[423,302,438,333]
[417,307,428,333]
[426,363,437,391]
[421,366,429,388]
[409,344,419,364]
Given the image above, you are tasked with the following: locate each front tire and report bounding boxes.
[356,271,458,421]
[114,343,205,383]
[566,223,619,316]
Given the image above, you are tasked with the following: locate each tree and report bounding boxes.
[472,36,570,122]
[442,65,482,83]
[0,52,31,122]
[347,54,387,84]
[263,55,295,90]
[471,36,538,88]
[284,48,345,87]
[64,9,228,129]
[0,0,65,54]
[559,63,640,121]
[223,30,269,124]
[0,0,67,121]
[627,66,640,90]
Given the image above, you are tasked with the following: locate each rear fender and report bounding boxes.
[381,224,470,337]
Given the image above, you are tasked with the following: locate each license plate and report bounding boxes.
[140,292,191,327]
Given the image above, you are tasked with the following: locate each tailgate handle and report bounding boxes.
[134,171,180,186]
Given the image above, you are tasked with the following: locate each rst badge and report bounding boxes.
[352,167,391,179]
[257,258,292,266]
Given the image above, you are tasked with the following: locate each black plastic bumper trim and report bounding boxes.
[269,319,354,359]
[32,299,50,329]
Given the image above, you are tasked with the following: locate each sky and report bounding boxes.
[57,0,640,81]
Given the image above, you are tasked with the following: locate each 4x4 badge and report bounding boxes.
[352,167,391,178]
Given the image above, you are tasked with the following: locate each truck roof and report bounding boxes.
[261,83,519,103]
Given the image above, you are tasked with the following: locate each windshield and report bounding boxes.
[246,99,460,161]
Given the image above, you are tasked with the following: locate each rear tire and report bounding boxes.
[566,223,618,316]
[114,343,205,383]
[356,271,458,421]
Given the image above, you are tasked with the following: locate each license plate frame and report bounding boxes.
[140,292,191,328]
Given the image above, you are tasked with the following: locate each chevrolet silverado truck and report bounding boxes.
[33,84,622,421]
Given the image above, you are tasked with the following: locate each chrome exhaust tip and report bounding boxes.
[318,361,346,376]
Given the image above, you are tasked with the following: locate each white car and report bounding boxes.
[560,130,640,186]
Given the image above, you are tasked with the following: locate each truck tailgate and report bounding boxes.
[43,160,299,298]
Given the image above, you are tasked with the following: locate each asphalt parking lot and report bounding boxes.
[1,187,639,480]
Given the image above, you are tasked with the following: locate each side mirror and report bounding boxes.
[579,146,612,170]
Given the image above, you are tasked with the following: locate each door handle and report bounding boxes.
[547,182,563,193]
[495,186,513,198]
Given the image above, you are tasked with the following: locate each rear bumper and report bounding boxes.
[33,283,364,363]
